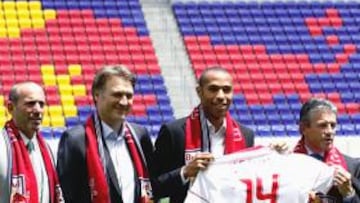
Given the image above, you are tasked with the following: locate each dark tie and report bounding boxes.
[27,141,35,152]
[310,153,323,161]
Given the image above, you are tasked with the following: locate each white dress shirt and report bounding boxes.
[206,119,227,158]
[102,121,135,202]
[20,133,49,203]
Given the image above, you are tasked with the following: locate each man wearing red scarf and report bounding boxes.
[294,98,360,202]
[56,65,153,203]
[151,67,256,203]
[0,82,63,203]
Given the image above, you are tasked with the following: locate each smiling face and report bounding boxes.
[300,109,337,153]
[196,69,233,124]
[8,83,45,138]
[94,75,134,128]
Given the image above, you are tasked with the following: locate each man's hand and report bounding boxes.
[269,141,289,154]
[183,152,214,179]
[333,166,355,197]
[308,191,321,203]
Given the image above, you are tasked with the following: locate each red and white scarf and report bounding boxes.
[293,136,348,170]
[4,120,63,203]
[185,106,246,164]
[85,114,152,203]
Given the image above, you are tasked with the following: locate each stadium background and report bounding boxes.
[0,0,359,157]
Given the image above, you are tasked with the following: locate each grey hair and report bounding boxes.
[9,82,43,104]
[198,66,231,87]
[91,64,136,99]
[299,98,337,123]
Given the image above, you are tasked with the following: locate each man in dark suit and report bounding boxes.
[294,98,360,203]
[151,67,256,203]
[57,65,153,203]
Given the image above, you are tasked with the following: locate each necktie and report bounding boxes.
[310,153,323,161]
[27,140,35,152]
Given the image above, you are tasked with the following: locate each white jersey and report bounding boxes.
[185,146,335,203]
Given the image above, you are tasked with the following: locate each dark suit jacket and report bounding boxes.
[56,123,153,203]
[151,117,254,203]
[327,154,360,203]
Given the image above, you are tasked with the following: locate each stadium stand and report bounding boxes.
[0,0,173,139]
[173,0,360,138]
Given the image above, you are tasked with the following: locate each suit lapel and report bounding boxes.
[103,142,123,202]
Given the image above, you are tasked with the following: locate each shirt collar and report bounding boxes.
[206,118,226,136]
[101,121,124,140]
[19,132,38,149]
[305,145,324,157]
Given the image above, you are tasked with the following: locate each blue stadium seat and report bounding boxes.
[66,117,81,128]
[257,125,272,136]
[271,125,286,136]
[40,127,53,139]
[53,127,67,139]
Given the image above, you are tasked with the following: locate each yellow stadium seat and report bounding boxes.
[6,18,18,28]
[50,116,65,127]
[73,85,87,96]
[43,105,49,115]
[61,95,75,106]
[7,27,20,38]
[0,118,7,126]
[18,10,30,20]
[28,1,41,11]
[42,75,57,86]
[41,64,55,75]
[32,18,44,28]
[42,115,51,127]
[0,28,6,38]
[58,85,73,96]
[0,95,4,106]
[4,10,17,20]
[3,1,15,10]
[0,19,5,28]
[63,105,78,117]
[57,75,71,86]
[0,106,6,117]
[48,105,63,117]
[43,10,56,20]
[68,64,82,76]
[30,10,43,19]
[15,1,28,11]
[19,18,31,28]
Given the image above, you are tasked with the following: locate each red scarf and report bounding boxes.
[185,106,246,164]
[293,136,348,170]
[85,116,152,203]
[5,120,63,203]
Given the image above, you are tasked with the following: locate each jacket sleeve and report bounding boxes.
[56,127,90,203]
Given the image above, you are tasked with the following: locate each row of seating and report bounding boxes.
[174,1,360,136]
[0,0,173,137]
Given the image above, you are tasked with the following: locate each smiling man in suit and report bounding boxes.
[151,67,256,203]
[56,65,153,203]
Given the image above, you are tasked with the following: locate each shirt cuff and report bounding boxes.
[180,166,189,185]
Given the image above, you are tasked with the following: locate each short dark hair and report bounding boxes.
[91,64,136,99]
[198,66,230,87]
[299,98,337,123]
